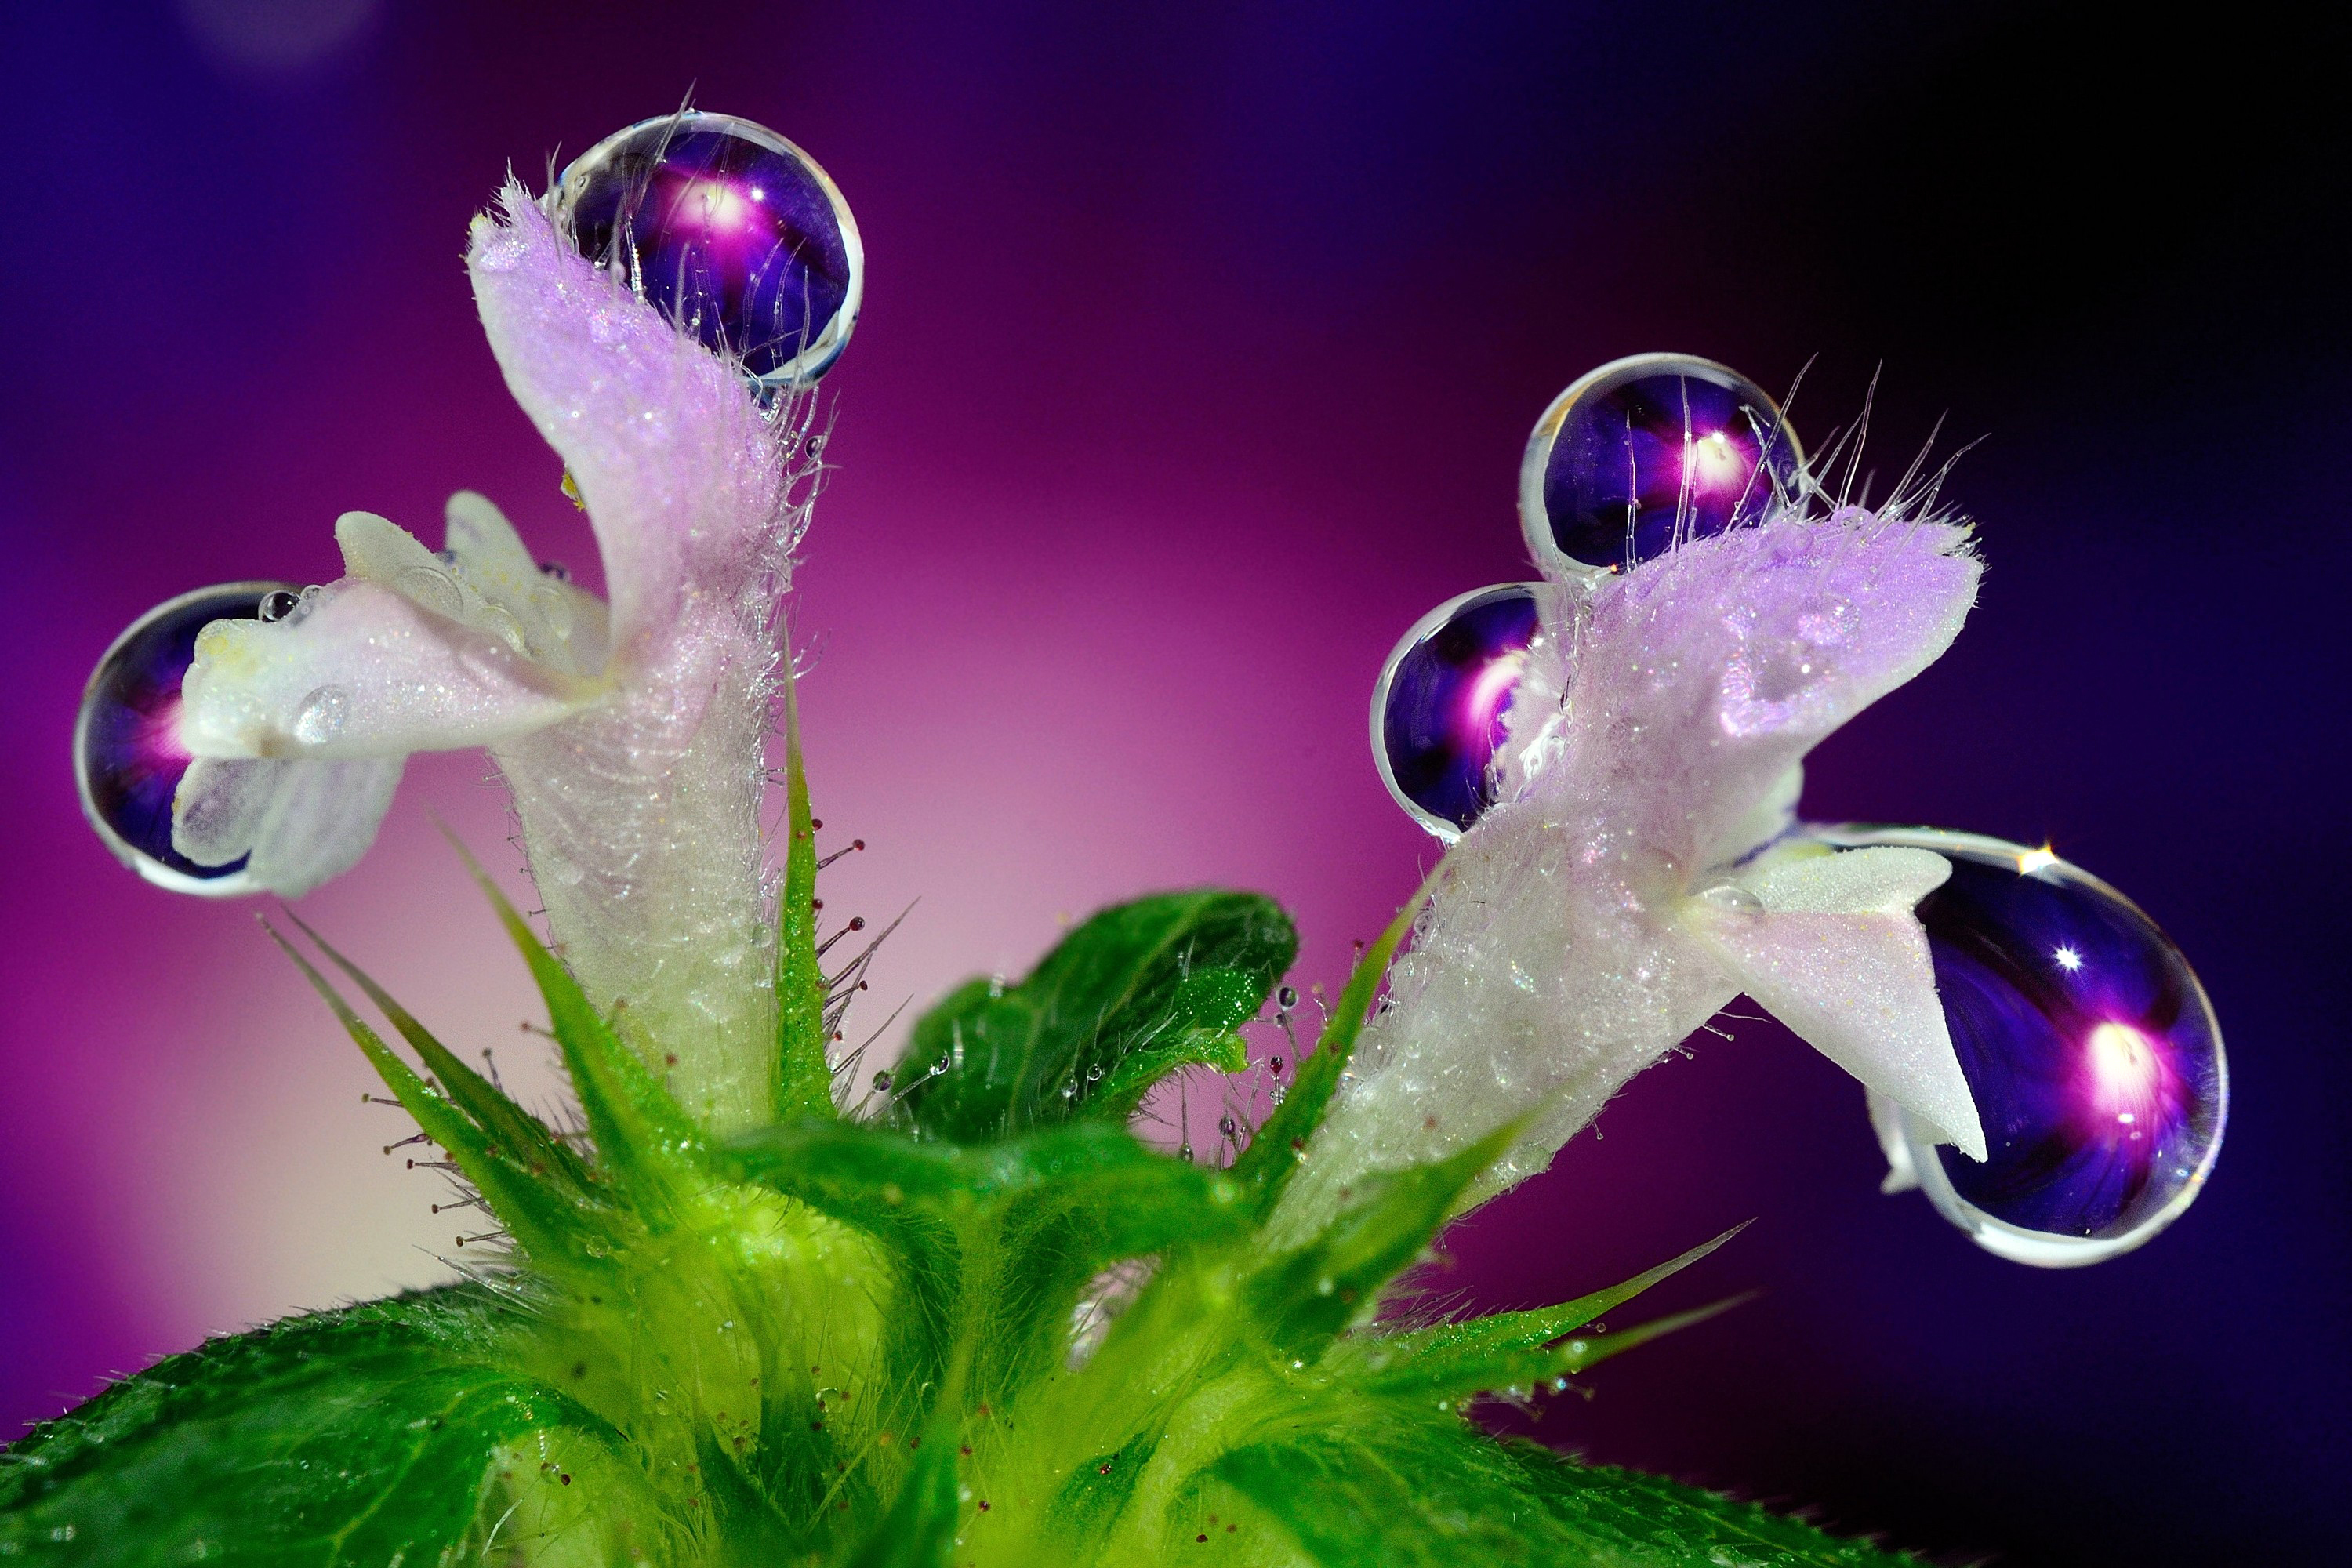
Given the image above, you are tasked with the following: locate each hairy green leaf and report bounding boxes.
[0,1288,612,1566]
[1212,1423,1922,1566]
[898,891,1295,1142]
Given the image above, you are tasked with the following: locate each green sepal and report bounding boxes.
[695,1431,816,1564]
[452,837,708,1207]
[281,911,594,1197]
[1338,1225,1749,1399]
[895,891,1296,1142]
[774,662,837,1124]
[1234,874,1431,1217]
[0,1287,615,1566]
[1247,1124,1515,1356]
[267,924,604,1269]
[833,1429,958,1568]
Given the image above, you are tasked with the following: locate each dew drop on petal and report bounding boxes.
[1520,354,1802,574]
[1823,825,2227,1265]
[76,583,294,895]
[256,588,301,622]
[292,685,351,746]
[1373,583,1541,837]
[553,111,863,391]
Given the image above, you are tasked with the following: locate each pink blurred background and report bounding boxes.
[2,4,2344,1563]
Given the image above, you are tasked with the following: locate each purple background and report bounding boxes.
[2,4,2343,1563]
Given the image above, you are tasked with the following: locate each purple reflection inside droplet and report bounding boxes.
[1379,586,1540,832]
[78,586,277,884]
[1539,358,1799,572]
[564,114,855,383]
[1917,844,2224,1239]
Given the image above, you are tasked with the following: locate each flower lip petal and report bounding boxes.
[171,754,405,897]
[180,576,601,760]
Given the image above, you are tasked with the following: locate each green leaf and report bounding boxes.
[1341,1225,1749,1399]
[1234,874,1431,1217]
[1500,1442,1926,1566]
[774,662,837,1123]
[897,891,1296,1142]
[0,1287,617,1566]
[1247,1126,1514,1356]
[1210,1425,1923,1567]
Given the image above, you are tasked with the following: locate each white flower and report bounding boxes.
[169,183,816,1135]
[1272,503,1989,1243]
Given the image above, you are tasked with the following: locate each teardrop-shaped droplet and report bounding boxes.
[1821,825,2227,1265]
[553,111,863,390]
[1373,583,1541,837]
[76,583,294,895]
[1520,354,1802,575]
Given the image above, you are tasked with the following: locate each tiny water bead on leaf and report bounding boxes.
[1372,583,1541,837]
[1519,353,1802,574]
[75,582,294,894]
[552,110,863,391]
[1821,826,2228,1265]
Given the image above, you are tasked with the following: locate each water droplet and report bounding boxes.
[1217,1116,1238,1138]
[1177,1143,1194,1163]
[76,583,294,895]
[256,589,300,622]
[872,1071,891,1092]
[1697,880,1764,913]
[1084,1064,1104,1083]
[1277,985,1299,1009]
[553,111,864,390]
[1820,825,2227,1265]
[1373,583,1541,837]
[1520,354,1802,574]
[292,686,350,747]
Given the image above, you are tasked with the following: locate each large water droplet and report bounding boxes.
[553,111,863,390]
[76,583,293,895]
[1520,354,1802,574]
[1820,825,2227,1265]
[1373,583,1541,838]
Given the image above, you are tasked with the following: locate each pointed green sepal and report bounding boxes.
[1247,1123,1517,1356]
[447,835,706,1205]
[267,922,603,1268]
[1234,872,1432,1217]
[773,657,837,1124]
[281,911,594,1197]
[1338,1224,1749,1399]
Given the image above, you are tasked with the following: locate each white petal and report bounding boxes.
[468,186,792,657]
[1738,843,1951,913]
[179,577,599,760]
[1690,896,1987,1161]
[1867,1089,1922,1194]
[247,757,405,896]
[172,757,287,866]
[170,755,405,898]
